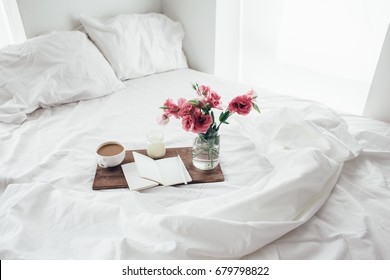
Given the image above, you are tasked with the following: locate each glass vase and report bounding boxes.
[192,133,220,170]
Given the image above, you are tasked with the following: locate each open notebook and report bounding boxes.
[121,152,192,191]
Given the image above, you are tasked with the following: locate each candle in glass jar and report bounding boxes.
[146,130,166,159]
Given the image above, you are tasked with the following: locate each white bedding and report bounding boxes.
[0,69,389,259]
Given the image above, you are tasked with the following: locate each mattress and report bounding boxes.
[0,69,389,259]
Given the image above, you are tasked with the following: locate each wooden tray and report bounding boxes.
[92,147,225,190]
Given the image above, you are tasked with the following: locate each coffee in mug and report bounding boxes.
[96,141,125,168]
[97,143,124,156]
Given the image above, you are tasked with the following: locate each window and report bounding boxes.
[239,0,390,114]
[0,0,25,48]
[0,0,12,47]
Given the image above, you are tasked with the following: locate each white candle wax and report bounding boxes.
[146,130,166,159]
[147,142,166,159]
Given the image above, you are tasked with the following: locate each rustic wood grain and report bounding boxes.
[92,147,225,190]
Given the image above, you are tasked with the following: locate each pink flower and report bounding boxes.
[162,98,180,118]
[246,89,256,98]
[157,113,170,126]
[163,98,187,118]
[197,98,207,108]
[192,110,212,133]
[205,91,222,109]
[159,83,259,135]
[177,97,186,108]
[181,115,195,132]
[228,94,253,115]
[178,101,195,117]
[197,85,211,97]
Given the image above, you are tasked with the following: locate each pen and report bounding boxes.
[177,155,187,185]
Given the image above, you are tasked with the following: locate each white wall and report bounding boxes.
[17,0,162,38]
[214,0,241,81]
[162,0,216,74]
[364,23,390,123]
[12,0,220,74]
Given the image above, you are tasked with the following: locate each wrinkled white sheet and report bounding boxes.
[0,69,389,259]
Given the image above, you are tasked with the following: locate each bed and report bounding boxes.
[1,4,390,260]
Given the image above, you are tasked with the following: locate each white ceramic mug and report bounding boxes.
[96,141,126,168]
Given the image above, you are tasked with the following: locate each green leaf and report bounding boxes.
[201,107,207,114]
[252,102,261,113]
[192,82,199,91]
[218,112,224,122]
[219,111,230,123]
[160,106,168,109]
[188,99,200,106]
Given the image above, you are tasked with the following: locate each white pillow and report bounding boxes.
[80,13,188,80]
[0,31,124,124]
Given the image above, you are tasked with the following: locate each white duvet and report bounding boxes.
[0,69,389,259]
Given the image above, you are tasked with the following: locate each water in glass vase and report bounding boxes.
[192,134,220,170]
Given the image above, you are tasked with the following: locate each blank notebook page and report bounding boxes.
[155,157,192,186]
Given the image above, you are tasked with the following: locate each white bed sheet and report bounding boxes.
[0,69,389,259]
